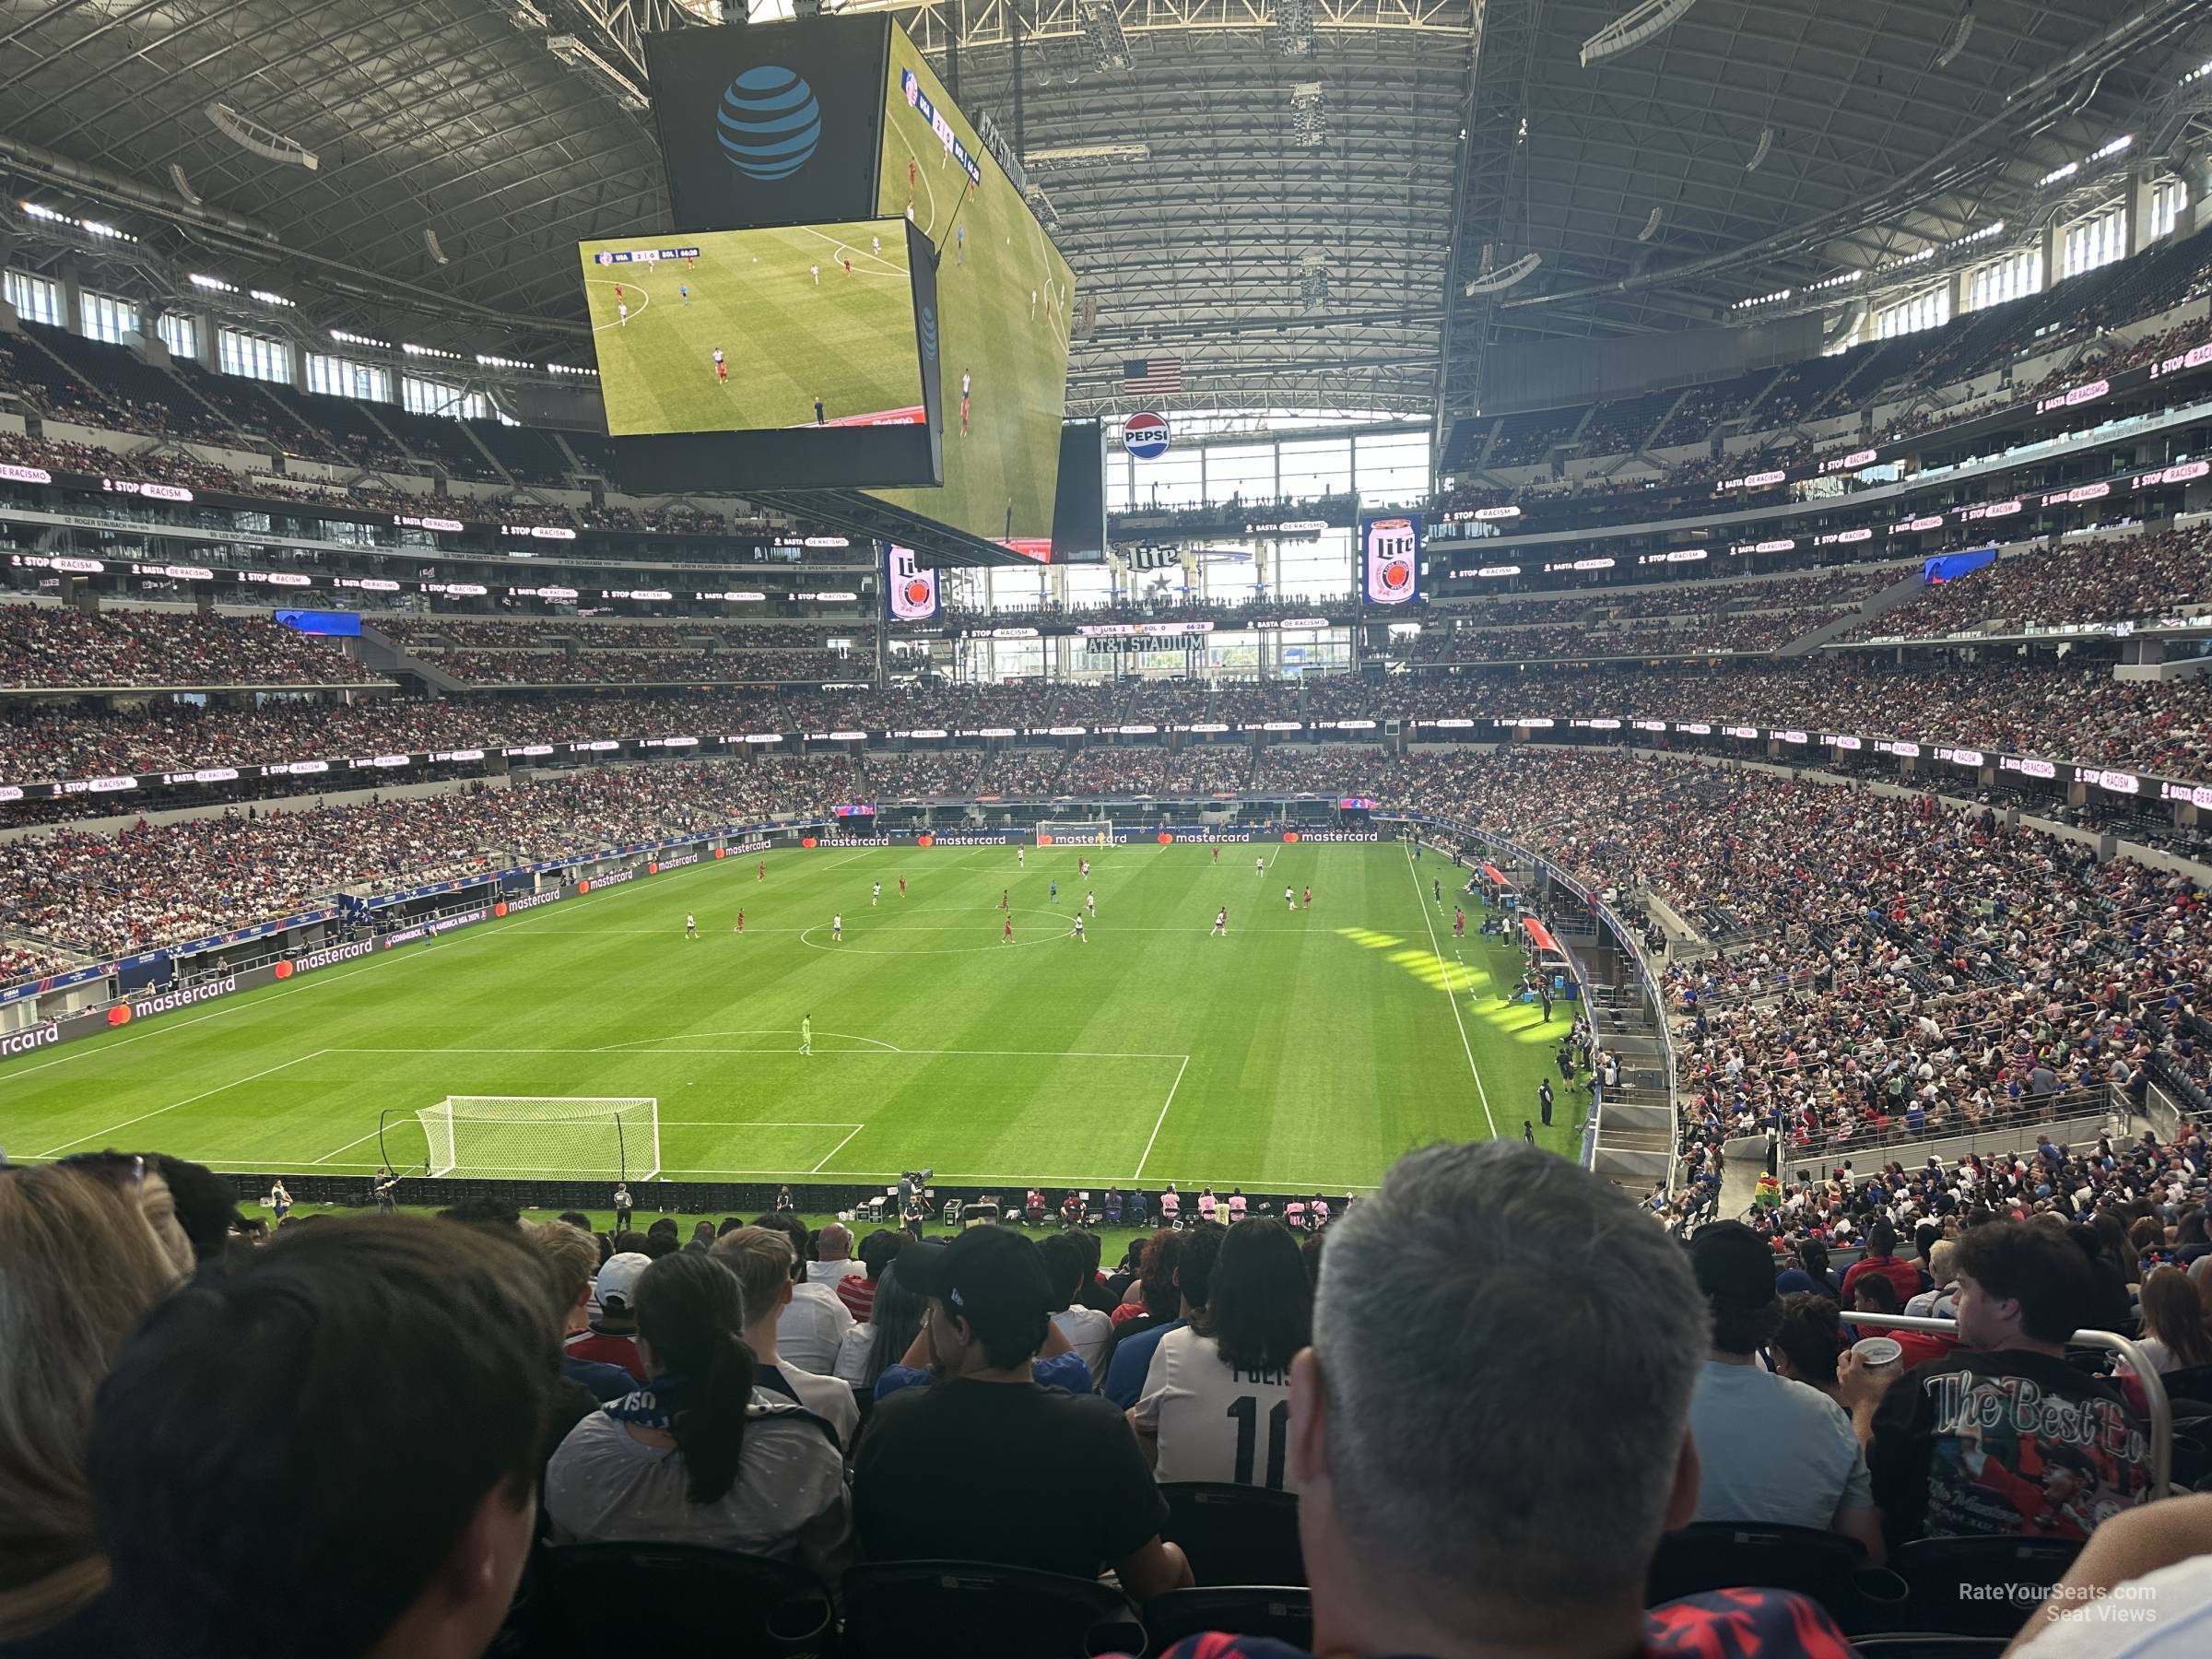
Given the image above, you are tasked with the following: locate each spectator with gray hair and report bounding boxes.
[1151,1141,1856,1659]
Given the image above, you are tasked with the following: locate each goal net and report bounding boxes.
[416,1097,660,1182]
[1037,819,1113,845]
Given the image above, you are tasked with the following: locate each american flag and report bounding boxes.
[1122,357,1183,394]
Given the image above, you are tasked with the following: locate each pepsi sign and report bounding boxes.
[1123,412,1171,459]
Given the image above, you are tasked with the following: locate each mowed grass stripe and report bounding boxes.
[0,846,1590,1188]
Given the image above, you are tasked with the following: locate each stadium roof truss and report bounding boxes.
[0,0,2205,427]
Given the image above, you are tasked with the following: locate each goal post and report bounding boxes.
[415,1097,661,1182]
[1037,819,1113,845]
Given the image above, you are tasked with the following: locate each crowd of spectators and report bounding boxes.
[0,759,858,961]
[10,1135,2210,1658]
[428,647,856,687]
[1851,527,2212,641]
[376,617,842,652]
[0,604,387,690]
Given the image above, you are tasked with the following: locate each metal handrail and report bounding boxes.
[1842,1312,2173,1500]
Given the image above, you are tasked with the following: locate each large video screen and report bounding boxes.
[864,24,1077,559]
[582,222,927,438]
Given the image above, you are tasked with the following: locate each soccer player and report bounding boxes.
[1284,885,1295,912]
[1255,854,1265,876]
[1211,907,1228,937]
[1000,888,1009,910]
[1086,891,1096,918]
[1003,916,1015,946]
[1302,886,1312,909]
[1030,288,1039,319]
[842,256,852,276]
[712,347,727,383]
[617,300,629,326]
[1211,844,1219,865]
[814,395,825,425]
[1049,879,1058,901]
[758,861,765,880]
[1018,847,1026,868]
[872,881,882,906]
[959,387,970,436]
[908,158,917,191]
[1434,877,1442,905]
[1453,907,1465,938]
[679,281,690,304]
[685,912,698,939]
[800,1014,812,1056]
[615,282,623,300]
[1072,915,1087,944]
[1079,857,1089,879]
[734,908,745,934]
[811,262,820,286]
[872,233,882,256]
[832,912,842,942]
[956,224,964,264]
[898,877,906,898]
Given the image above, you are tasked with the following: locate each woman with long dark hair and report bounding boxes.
[1130,1218,1312,1490]
[545,1252,849,1573]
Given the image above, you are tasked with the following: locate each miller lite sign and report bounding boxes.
[886,544,940,622]
[1123,412,1171,459]
[1359,512,1423,606]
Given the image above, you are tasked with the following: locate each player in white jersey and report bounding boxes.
[685,912,697,938]
[1018,846,1026,868]
[1086,891,1096,918]
[871,233,881,256]
[712,347,727,385]
[1210,907,1227,936]
[1079,858,1089,879]
[811,262,820,285]
[617,300,629,325]
[1255,854,1265,876]
[872,881,882,907]
[1284,886,1295,912]
[1071,915,1087,944]
[831,913,842,941]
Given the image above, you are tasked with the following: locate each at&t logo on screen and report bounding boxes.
[1123,412,1170,459]
[717,65,820,181]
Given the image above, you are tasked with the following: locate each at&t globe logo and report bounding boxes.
[919,305,938,360]
[716,65,821,182]
[1123,411,1170,459]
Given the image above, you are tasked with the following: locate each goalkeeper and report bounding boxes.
[800,1014,813,1057]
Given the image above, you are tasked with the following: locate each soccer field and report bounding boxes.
[0,844,1583,1191]
[582,221,924,436]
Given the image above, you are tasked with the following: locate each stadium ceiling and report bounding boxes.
[0,0,2205,421]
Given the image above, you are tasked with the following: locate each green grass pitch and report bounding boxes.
[582,222,924,437]
[1,844,1587,1192]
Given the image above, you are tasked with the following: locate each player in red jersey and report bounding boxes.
[1212,844,1219,865]
[614,282,623,300]
[712,347,727,382]
[734,909,745,935]
[908,159,916,190]
[1303,886,1312,910]
[898,877,907,897]
[1002,916,1015,945]
[758,861,765,880]
[842,256,852,276]
[1000,888,1009,910]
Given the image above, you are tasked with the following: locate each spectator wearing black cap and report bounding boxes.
[1684,1222,1885,1562]
[1865,1222,2154,1550]
[852,1226,1192,1599]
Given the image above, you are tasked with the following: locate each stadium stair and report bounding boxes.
[1786,568,1930,655]
[356,622,465,694]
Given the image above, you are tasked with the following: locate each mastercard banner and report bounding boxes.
[887,544,940,622]
[1359,512,1422,607]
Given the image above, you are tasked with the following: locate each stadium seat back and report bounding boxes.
[1846,1636,2009,1659]
[1895,1535,2081,1637]
[1159,1482,1306,1586]
[527,1543,832,1655]
[1646,1522,1903,1631]
[840,1560,1143,1659]
[1143,1587,1312,1654]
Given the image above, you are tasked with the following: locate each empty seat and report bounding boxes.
[1645,1522,1904,1633]
[840,1560,1143,1659]
[518,1542,831,1656]
[1894,1535,2080,1638]
[1160,1483,1305,1587]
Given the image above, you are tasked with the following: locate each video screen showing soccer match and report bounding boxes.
[864,24,1077,559]
[580,221,927,438]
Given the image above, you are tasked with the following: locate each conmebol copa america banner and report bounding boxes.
[1359,512,1422,606]
[887,544,939,621]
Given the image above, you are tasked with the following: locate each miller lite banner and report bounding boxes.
[886,544,939,622]
[1123,412,1171,459]
[1359,512,1423,606]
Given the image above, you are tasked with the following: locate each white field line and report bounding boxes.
[810,1124,869,1173]
[1132,1053,1191,1180]
[33,1048,331,1158]
[1404,848,1499,1138]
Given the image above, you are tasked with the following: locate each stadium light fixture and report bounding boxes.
[20,200,138,242]
[1934,5,1974,70]
[545,34,650,113]
[1465,252,1541,295]
[1580,0,1700,67]
[424,229,450,266]
[187,272,239,294]
[249,288,295,308]
[1637,206,1664,242]
[402,342,463,360]
[331,329,392,349]
[207,103,318,171]
[1747,126,1772,171]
